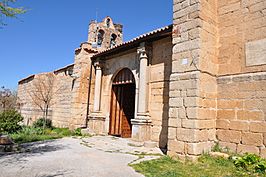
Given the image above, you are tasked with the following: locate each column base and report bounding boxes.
[88,112,106,135]
[131,113,151,141]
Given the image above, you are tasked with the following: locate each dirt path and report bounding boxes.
[0,136,163,177]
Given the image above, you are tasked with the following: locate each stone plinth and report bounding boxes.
[131,115,151,142]
[88,112,106,135]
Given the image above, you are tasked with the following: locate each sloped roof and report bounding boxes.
[92,24,173,59]
[53,63,74,74]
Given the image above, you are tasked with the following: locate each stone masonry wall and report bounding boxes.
[217,73,266,157]
[18,69,73,127]
[169,0,218,159]
[51,69,73,128]
[218,0,266,75]
[149,37,172,149]
[18,74,46,125]
[69,44,96,129]
[216,0,266,157]
[171,0,266,158]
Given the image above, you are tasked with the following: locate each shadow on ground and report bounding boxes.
[33,169,73,177]
[0,139,66,167]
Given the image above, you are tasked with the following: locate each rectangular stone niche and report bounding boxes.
[245,38,266,66]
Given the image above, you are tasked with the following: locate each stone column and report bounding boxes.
[88,60,106,135]
[137,43,148,114]
[93,61,102,112]
[131,42,151,141]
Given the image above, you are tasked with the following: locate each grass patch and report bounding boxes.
[131,154,266,177]
[9,126,84,144]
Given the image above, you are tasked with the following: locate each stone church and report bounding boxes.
[18,0,266,159]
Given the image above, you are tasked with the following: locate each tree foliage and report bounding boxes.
[28,73,65,130]
[0,0,26,26]
[0,109,23,134]
[0,86,17,112]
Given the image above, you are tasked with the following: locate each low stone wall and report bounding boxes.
[18,73,52,125]
[17,66,73,127]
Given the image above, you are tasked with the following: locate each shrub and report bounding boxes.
[233,153,266,174]
[0,110,23,134]
[19,126,43,135]
[33,118,52,129]
[74,128,82,136]
[51,128,73,136]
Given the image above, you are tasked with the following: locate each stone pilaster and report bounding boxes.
[88,59,106,135]
[93,61,103,112]
[131,42,151,141]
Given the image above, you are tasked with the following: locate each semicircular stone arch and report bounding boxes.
[112,68,135,85]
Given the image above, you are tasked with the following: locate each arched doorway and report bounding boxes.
[109,68,136,138]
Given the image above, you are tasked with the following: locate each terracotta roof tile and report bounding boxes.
[93,24,173,58]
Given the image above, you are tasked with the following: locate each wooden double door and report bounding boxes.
[109,69,136,138]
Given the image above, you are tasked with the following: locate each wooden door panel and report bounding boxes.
[109,69,136,138]
[121,84,135,138]
[109,86,117,135]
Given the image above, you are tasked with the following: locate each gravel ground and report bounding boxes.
[0,136,163,177]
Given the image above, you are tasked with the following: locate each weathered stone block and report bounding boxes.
[216,130,241,143]
[216,120,230,129]
[219,142,237,152]
[237,110,264,121]
[184,97,198,107]
[242,132,263,146]
[253,74,266,81]
[168,127,177,140]
[217,100,243,109]
[237,144,260,155]
[169,118,182,128]
[198,108,217,120]
[186,89,199,97]
[229,120,249,131]
[250,122,266,133]
[217,110,236,120]
[232,75,251,82]
[219,2,241,15]
[169,90,181,97]
[176,128,208,142]
[169,108,179,118]
[217,77,231,84]
[182,119,215,129]
[168,140,185,153]
[187,142,213,155]
[261,148,266,158]
[186,107,198,119]
[169,98,183,107]
[178,108,187,119]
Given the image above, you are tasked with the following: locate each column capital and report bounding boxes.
[137,42,148,59]
[93,60,104,70]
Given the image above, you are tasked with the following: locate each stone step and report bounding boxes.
[144,141,157,148]
[127,141,144,147]
[81,128,96,136]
